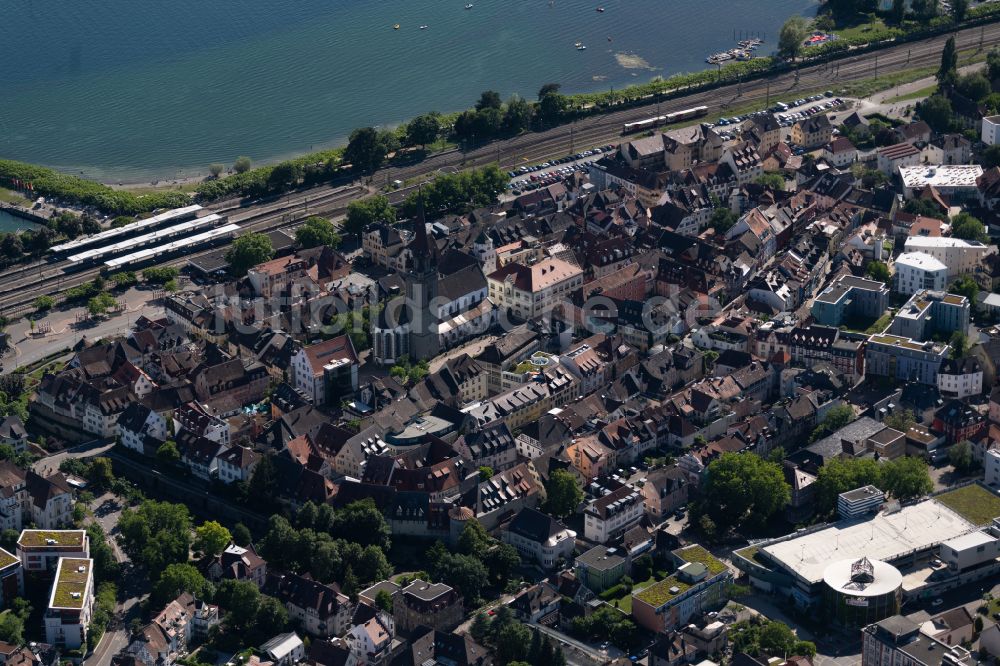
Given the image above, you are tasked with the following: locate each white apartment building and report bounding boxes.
[986,449,1000,487]
[44,557,94,650]
[894,252,949,295]
[583,485,645,543]
[487,258,583,320]
[983,115,1000,146]
[902,237,991,278]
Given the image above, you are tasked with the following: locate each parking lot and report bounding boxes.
[507,144,617,195]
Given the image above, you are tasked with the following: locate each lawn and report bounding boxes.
[935,484,1000,526]
[887,84,938,104]
[0,188,30,206]
[604,574,658,614]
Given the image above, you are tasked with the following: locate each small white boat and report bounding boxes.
[420,24,428,29]
[577,44,587,50]
[465,3,473,8]
[574,41,583,47]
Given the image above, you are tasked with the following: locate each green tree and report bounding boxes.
[988,46,1000,82]
[538,93,569,126]
[247,454,278,506]
[343,194,396,236]
[709,207,738,234]
[233,156,252,174]
[884,409,916,433]
[342,565,360,601]
[208,163,224,178]
[117,500,192,572]
[937,37,958,88]
[538,83,561,99]
[142,266,180,284]
[543,469,583,518]
[495,622,531,664]
[950,330,969,360]
[267,161,304,191]
[955,72,990,103]
[778,15,810,59]
[194,521,232,558]
[232,523,252,547]
[815,457,884,514]
[984,144,1000,169]
[950,275,979,306]
[700,453,791,533]
[952,213,988,243]
[866,261,891,283]
[478,466,494,481]
[882,456,933,500]
[345,127,396,173]
[33,295,54,312]
[0,611,24,644]
[470,612,490,643]
[332,499,391,551]
[406,113,442,149]
[375,589,393,613]
[87,292,116,317]
[156,440,180,465]
[952,0,968,22]
[226,232,274,277]
[214,579,260,632]
[756,172,786,191]
[0,234,23,259]
[254,596,289,637]
[503,95,533,134]
[811,403,855,442]
[295,216,341,249]
[476,90,503,111]
[86,457,115,490]
[890,0,906,23]
[949,440,976,473]
[484,542,521,585]
[152,563,212,606]
[759,620,796,656]
[919,95,954,133]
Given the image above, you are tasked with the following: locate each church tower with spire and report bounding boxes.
[404,204,440,362]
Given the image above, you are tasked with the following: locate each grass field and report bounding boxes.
[0,188,30,206]
[887,84,938,104]
[935,484,1000,526]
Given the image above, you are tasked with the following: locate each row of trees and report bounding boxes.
[815,455,934,515]
[400,164,508,218]
[470,606,568,665]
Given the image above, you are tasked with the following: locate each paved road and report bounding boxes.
[32,439,115,477]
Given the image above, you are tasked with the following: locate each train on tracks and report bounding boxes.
[622,105,709,134]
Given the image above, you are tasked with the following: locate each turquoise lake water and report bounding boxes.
[0,210,37,233]
[1,0,817,182]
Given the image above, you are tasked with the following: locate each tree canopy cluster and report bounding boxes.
[815,456,933,515]
[256,501,393,594]
[425,520,521,603]
[470,606,568,666]
[732,618,817,659]
[226,232,275,276]
[344,194,396,236]
[400,164,508,218]
[294,215,342,249]
[696,453,790,536]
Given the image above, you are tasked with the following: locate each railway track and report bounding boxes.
[0,186,365,311]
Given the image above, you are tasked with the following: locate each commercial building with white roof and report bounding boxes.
[733,497,978,607]
[898,165,983,200]
[894,252,948,295]
[902,237,991,278]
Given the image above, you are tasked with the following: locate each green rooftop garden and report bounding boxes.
[0,549,16,569]
[935,484,1000,526]
[51,559,91,609]
[18,530,85,548]
[675,544,728,576]
[634,576,692,607]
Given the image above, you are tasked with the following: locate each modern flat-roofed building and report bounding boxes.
[631,545,732,633]
[838,486,885,519]
[0,548,23,609]
[888,291,969,342]
[811,275,889,328]
[16,530,89,573]
[865,334,949,385]
[44,557,94,650]
[393,579,463,632]
[983,115,1000,145]
[902,237,990,278]
[898,165,983,200]
[894,253,948,295]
